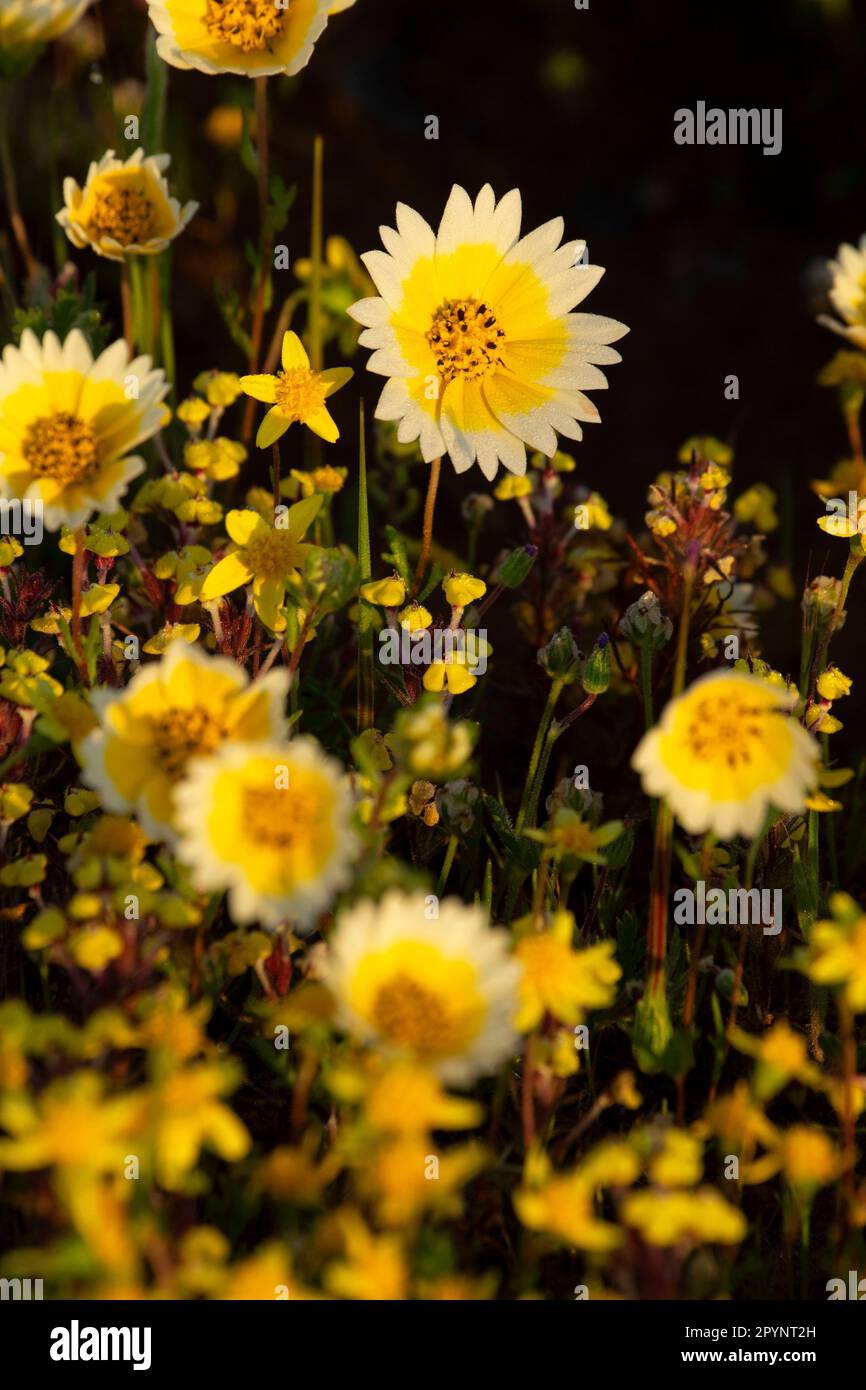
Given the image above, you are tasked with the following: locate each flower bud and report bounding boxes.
[360,573,406,607]
[538,627,582,683]
[495,544,537,589]
[581,633,611,695]
[620,591,674,649]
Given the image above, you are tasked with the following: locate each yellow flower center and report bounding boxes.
[89,184,156,247]
[371,973,459,1054]
[23,413,99,487]
[426,298,506,383]
[682,694,775,770]
[241,785,306,849]
[151,706,223,777]
[203,0,285,51]
[243,527,304,580]
[274,366,326,422]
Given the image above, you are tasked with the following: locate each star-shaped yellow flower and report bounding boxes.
[240,331,352,450]
[200,495,322,632]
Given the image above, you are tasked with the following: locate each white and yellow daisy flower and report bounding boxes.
[632,670,819,840]
[818,234,866,349]
[57,149,198,262]
[174,736,358,929]
[145,0,332,78]
[323,889,521,1085]
[0,0,91,51]
[0,329,166,531]
[348,183,628,480]
[79,640,289,842]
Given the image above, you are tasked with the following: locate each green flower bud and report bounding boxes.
[538,627,582,683]
[495,544,537,589]
[581,634,611,695]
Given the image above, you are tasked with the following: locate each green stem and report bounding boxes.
[242,75,271,445]
[436,836,458,896]
[515,680,563,834]
[639,645,654,731]
[309,134,324,372]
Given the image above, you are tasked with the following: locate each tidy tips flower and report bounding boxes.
[57,149,198,262]
[348,183,628,480]
[240,331,353,449]
[818,234,866,348]
[174,736,358,929]
[0,0,91,53]
[0,329,166,531]
[145,0,333,78]
[323,889,521,1085]
[632,670,819,840]
[79,640,288,841]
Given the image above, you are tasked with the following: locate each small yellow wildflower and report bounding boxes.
[240,331,352,449]
[817,665,852,701]
[514,1146,624,1251]
[494,475,533,500]
[148,1062,251,1190]
[742,1125,845,1192]
[514,913,621,1031]
[622,1188,746,1246]
[199,496,323,632]
[443,571,486,607]
[359,573,406,607]
[397,601,432,632]
[734,482,778,531]
[802,893,866,1011]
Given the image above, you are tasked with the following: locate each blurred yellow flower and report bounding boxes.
[514,1145,624,1250]
[622,1188,746,1246]
[0,0,91,51]
[148,1062,251,1190]
[174,735,357,929]
[633,670,819,839]
[742,1125,845,1192]
[514,914,620,1031]
[79,639,288,841]
[734,482,778,532]
[802,893,866,1011]
[0,329,166,531]
[323,889,520,1085]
